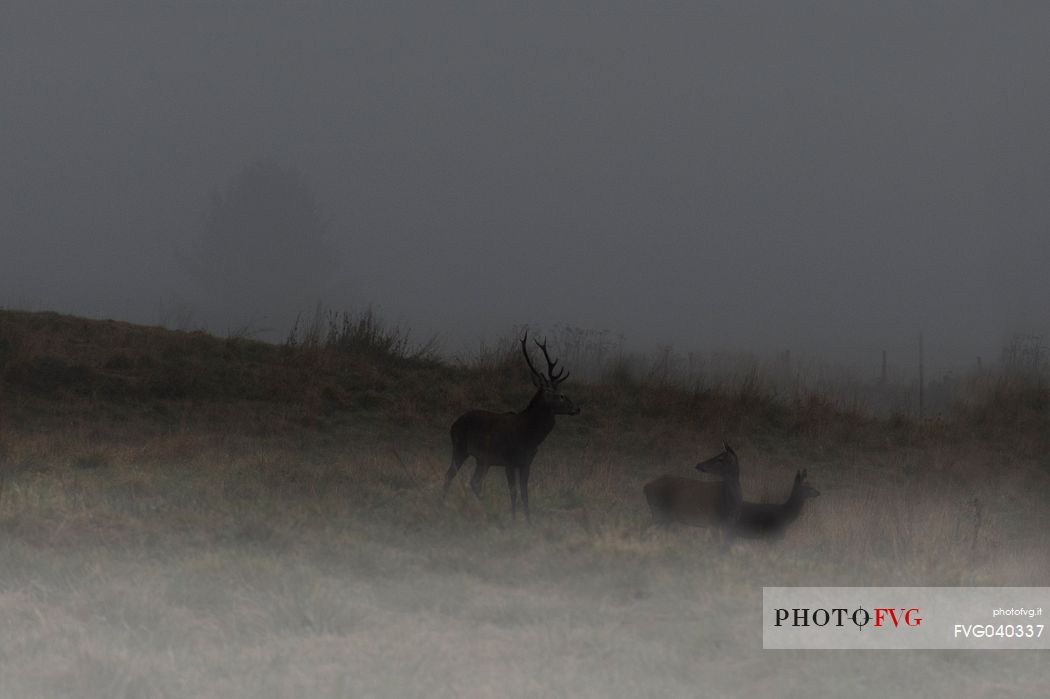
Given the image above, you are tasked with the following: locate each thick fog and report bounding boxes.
[2,3,1048,371]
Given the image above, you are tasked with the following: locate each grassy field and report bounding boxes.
[0,310,1048,697]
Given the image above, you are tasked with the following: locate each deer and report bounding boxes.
[734,469,819,539]
[442,333,579,522]
[642,442,742,537]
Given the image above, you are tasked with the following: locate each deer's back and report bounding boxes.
[736,497,809,538]
[643,475,726,527]
[735,501,787,537]
[451,410,530,463]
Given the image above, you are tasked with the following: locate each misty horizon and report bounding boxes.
[3,4,1048,374]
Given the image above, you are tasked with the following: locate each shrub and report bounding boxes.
[285,306,438,364]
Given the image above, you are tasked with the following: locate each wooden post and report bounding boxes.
[918,332,925,421]
[881,350,887,385]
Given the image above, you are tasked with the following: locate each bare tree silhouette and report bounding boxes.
[183,159,337,334]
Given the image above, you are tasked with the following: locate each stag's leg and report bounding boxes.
[442,446,468,500]
[505,466,518,519]
[469,461,490,499]
[518,464,531,524]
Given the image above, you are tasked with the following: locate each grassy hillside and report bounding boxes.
[0,309,913,443]
[0,310,1047,698]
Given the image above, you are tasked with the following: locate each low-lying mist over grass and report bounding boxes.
[0,309,1048,697]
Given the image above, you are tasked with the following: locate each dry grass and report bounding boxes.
[0,424,1047,698]
[1,310,1049,697]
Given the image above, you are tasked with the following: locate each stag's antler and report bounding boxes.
[535,338,569,386]
[520,332,570,387]
[520,331,546,386]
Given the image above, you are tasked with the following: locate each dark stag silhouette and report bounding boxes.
[443,333,579,522]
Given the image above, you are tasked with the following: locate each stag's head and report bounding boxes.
[521,333,580,415]
[696,441,739,479]
[793,469,820,499]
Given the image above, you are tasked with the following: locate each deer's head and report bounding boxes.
[522,333,580,416]
[696,441,739,479]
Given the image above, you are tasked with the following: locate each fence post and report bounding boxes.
[918,332,925,422]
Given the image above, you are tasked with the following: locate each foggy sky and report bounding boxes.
[2,3,1048,372]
